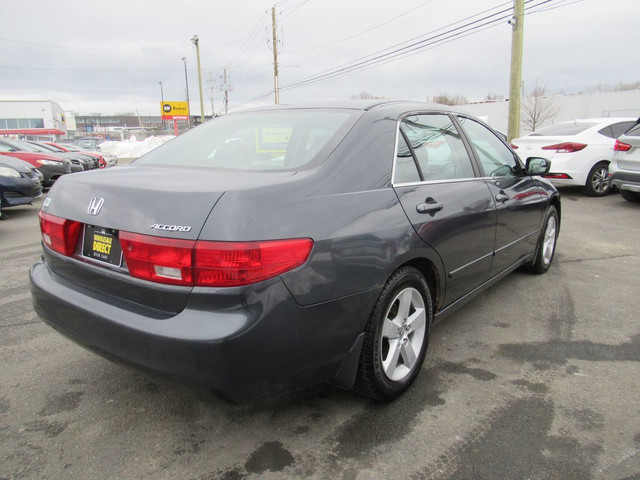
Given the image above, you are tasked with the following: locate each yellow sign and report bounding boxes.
[93,234,112,254]
[161,101,189,120]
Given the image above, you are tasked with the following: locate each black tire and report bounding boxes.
[620,189,640,202]
[530,205,559,274]
[354,266,433,401]
[584,162,611,197]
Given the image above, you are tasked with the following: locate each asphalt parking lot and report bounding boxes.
[1,187,639,480]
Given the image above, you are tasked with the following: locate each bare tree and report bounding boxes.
[521,82,560,132]
[484,92,505,101]
[350,92,387,100]
[582,80,640,93]
[432,93,469,106]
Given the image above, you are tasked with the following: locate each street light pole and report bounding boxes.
[191,34,205,124]
[182,57,192,129]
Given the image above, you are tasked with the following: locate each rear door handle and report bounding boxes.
[416,197,444,215]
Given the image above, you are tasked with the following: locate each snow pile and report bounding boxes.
[99,135,174,159]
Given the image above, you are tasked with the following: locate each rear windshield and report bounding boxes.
[529,121,598,137]
[134,109,361,171]
[623,123,640,137]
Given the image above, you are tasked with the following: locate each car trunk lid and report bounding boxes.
[40,165,296,314]
[512,136,566,161]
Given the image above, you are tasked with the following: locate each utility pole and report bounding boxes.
[221,68,232,114]
[507,0,525,142]
[206,72,215,117]
[191,34,205,124]
[271,5,279,104]
[158,81,164,130]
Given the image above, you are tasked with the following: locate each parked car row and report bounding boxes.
[0,137,117,218]
[511,117,637,197]
[60,137,118,167]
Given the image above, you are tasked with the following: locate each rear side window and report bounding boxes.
[134,109,359,171]
[396,114,474,182]
[394,134,421,183]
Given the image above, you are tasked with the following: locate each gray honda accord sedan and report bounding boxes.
[30,101,560,403]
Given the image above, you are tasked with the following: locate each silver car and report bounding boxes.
[610,122,640,202]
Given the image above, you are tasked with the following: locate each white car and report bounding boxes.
[610,122,640,202]
[511,118,636,196]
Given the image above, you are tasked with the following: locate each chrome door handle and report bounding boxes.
[495,192,510,202]
[416,197,444,215]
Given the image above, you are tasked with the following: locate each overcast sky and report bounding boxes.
[3,0,639,116]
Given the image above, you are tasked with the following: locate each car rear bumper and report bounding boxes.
[30,257,376,403]
[610,171,640,192]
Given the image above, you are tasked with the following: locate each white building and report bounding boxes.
[459,90,640,135]
[0,100,68,137]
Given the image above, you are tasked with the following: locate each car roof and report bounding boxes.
[234,100,464,117]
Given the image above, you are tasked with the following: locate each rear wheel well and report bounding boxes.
[397,258,441,313]
[550,196,561,231]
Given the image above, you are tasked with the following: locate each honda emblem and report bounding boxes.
[87,197,104,216]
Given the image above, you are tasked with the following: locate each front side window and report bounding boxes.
[457,116,522,177]
[395,114,475,182]
[134,109,360,171]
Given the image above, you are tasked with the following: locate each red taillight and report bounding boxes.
[119,232,313,287]
[541,142,587,153]
[510,143,519,149]
[38,211,82,256]
[194,238,314,287]
[119,232,195,286]
[544,173,572,179]
[614,139,632,152]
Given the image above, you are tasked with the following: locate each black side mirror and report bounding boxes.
[526,157,551,176]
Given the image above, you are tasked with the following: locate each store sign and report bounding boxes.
[161,102,189,120]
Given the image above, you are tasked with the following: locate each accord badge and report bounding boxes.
[150,224,192,232]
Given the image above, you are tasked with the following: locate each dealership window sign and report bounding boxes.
[160,101,190,134]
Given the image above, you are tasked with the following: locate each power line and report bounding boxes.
[279,0,314,21]
[284,0,439,54]
[266,0,560,96]
[280,3,522,91]
[527,0,586,13]
[0,36,260,52]
[224,11,270,68]
[292,1,513,67]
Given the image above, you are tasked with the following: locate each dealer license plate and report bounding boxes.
[82,225,123,266]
